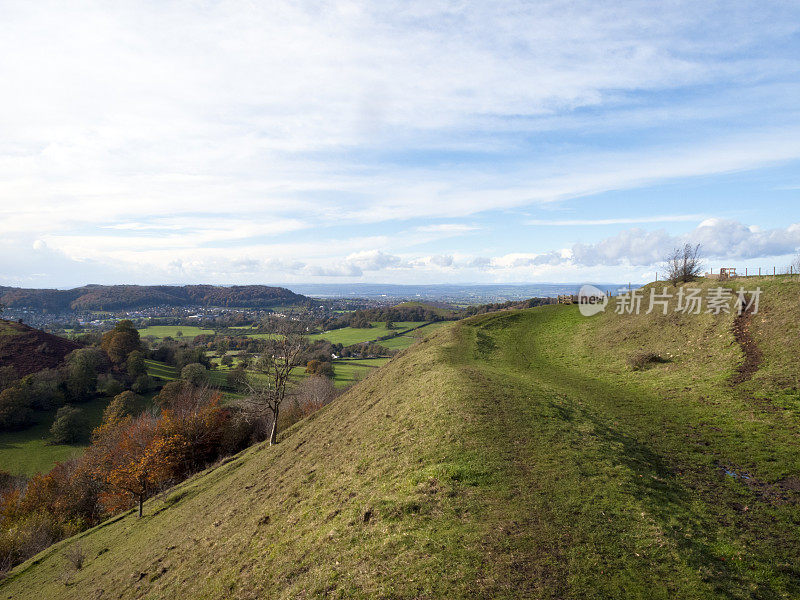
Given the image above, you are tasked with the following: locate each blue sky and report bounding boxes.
[1,0,800,287]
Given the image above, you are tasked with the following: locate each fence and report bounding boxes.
[655,266,800,282]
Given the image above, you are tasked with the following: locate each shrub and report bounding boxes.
[627,351,666,371]
[664,243,703,285]
[64,543,85,570]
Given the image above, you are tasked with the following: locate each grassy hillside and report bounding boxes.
[3,278,799,598]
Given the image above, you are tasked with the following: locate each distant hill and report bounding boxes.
[0,285,307,311]
[0,320,81,377]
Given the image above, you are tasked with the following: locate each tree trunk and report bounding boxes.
[269,407,279,445]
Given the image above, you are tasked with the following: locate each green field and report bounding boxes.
[6,280,800,597]
[138,325,215,339]
[145,359,178,380]
[0,393,153,477]
[307,321,426,346]
[329,358,390,386]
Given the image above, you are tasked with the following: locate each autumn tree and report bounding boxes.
[158,387,228,473]
[305,359,334,378]
[101,320,141,365]
[89,414,185,517]
[244,319,306,445]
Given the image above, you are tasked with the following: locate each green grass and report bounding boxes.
[138,325,215,340]
[0,393,153,477]
[5,281,800,598]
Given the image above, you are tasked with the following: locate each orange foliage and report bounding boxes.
[89,414,187,516]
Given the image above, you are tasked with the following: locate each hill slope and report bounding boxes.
[0,320,81,377]
[3,278,800,598]
[0,284,306,311]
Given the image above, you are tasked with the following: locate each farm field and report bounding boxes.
[138,325,215,339]
[307,321,426,346]
[329,358,390,386]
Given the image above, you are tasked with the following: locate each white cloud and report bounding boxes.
[563,220,800,267]
[1,2,799,284]
[526,214,706,226]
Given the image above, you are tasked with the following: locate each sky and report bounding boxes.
[1,0,800,288]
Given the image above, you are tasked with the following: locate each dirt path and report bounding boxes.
[731,301,762,383]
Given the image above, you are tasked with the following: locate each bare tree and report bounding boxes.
[788,253,800,275]
[664,243,703,285]
[242,319,306,445]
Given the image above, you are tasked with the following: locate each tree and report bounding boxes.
[158,389,228,473]
[789,253,800,275]
[103,391,139,424]
[0,366,18,392]
[244,320,306,445]
[96,373,124,397]
[125,350,147,379]
[664,243,703,285]
[155,380,191,408]
[305,360,334,378]
[220,355,234,368]
[225,367,248,391]
[64,348,107,401]
[50,406,86,444]
[0,387,32,430]
[295,374,336,413]
[180,363,208,387]
[20,368,64,410]
[131,374,152,394]
[90,414,185,518]
[385,320,396,330]
[101,320,141,365]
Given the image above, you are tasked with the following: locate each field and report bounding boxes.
[138,325,215,339]
[306,321,426,346]
[329,358,389,386]
[0,393,153,477]
[6,279,800,597]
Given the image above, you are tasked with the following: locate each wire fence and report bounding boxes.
[655,266,800,282]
